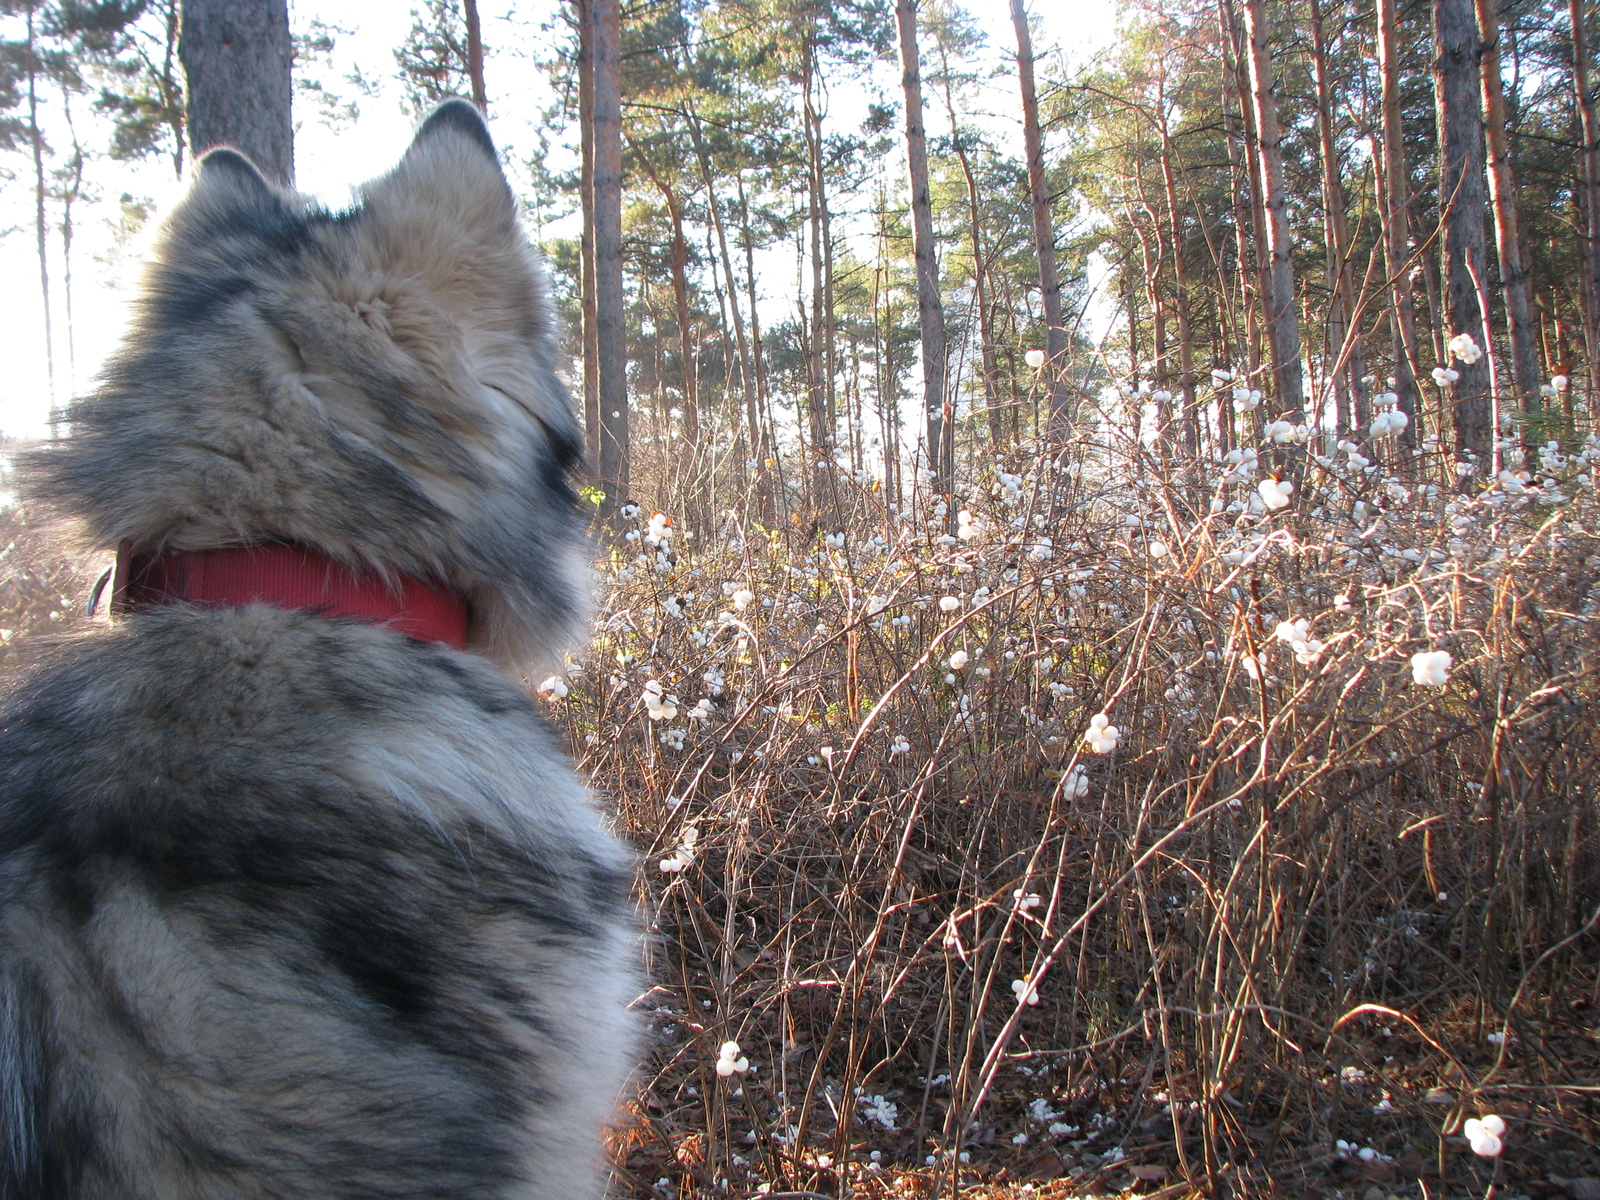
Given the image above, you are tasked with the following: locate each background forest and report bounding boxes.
[1,0,1600,1197]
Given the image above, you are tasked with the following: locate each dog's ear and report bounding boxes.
[190,147,283,210]
[411,98,497,159]
[362,99,515,234]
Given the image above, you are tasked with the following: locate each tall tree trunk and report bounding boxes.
[1477,0,1542,433]
[1376,0,1422,439]
[463,0,487,111]
[1011,0,1069,435]
[60,86,84,397]
[25,1,55,427]
[1241,0,1303,415]
[689,114,766,513]
[576,0,599,467]
[180,0,294,184]
[934,36,1002,450]
[896,0,949,496]
[1156,99,1198,454]
[801,39,831,496]
[1219,0,1261,397]
[592,0,628,512]
[1433,0,1492,456]
[1571,0,1600,405]
[1307,0,1366,436]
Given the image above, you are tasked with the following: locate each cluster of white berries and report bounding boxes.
[722,583,756,611]
[1431,366,1461,387]
[642,679,678,721]
[1462,1113,1505,1157]
[889,734,911,757]
[1410,650,1453,687]
[957,510,981,540]
[1061,764,1090,799]
[1011,976,1041,1005]
[1084,713,1120,754]
[644,512,673,547]
[1257,477,1293,511]
[1222,446,1260,483]
[1012,889,1043,910]
[1448,332,1483,364]
[1370,391,1410,437]
[715,1039,750,1077]
[1263,418,1310,445]
[1273,617,1326,665]
[825,531,845,551]
[659,825,699,873]
[1232,386,1263,413]
[537,676,569,699]
[1540,374,1570,397]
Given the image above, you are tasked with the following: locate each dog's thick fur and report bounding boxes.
[0,101,636,1199]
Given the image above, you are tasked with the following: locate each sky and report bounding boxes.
[0,0,1124,441]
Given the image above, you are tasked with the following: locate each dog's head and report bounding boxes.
[27,100,588,674]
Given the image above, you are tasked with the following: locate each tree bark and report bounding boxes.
[896,0,950,496]
[576,0,600,468]
[1476,0,1541,431]
[1241,0,1303,416]
[687,113,762,494]
[1571,0,1600,404]
[933,34,1002,449]
[1433,0,1492,456]
[591,0,628,512]
[1376,0,1422,438]
[463,0,487,112]
[1156,98,1198,453]
[25,1,55,425]
[1011,0,1069,435]
[180,0,294,185]
[1307,0,1367,436]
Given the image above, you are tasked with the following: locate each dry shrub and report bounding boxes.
[565,419,1600,1196]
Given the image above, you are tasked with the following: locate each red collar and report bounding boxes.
[112,541,471,650]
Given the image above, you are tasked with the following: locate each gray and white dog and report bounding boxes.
[0,101,636,1199]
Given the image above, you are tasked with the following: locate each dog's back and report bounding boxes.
[0,102,635,1200]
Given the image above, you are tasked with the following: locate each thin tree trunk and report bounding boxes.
[934,35,1001,450]
[1571,0,1600,405]
[1219,0,1261,388]
[801,40,830,492]
[1241,0,1303,415]
[1308,0,1366,435]
[60,85,84,397]
[180,0,294,184]
[1477,0,1542,433]
[1376,0,1422,439]
[1011,0,1069,435]
[463,0,487,112]
[577,0,599,467]
[688,113,766,511]
[1156,99,1198,453]
[897,0,949,495]
[592,0,628,512]
[25,1,55,427]
[1434,0,1493,456]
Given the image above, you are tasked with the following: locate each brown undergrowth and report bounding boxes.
[562,423,1600,1199]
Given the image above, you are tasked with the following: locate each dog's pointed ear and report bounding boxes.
[191,147,282,209]
[411,98,497,160]
[362,99,515,233]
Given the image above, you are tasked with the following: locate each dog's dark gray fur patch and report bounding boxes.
[2,100,636,1200]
